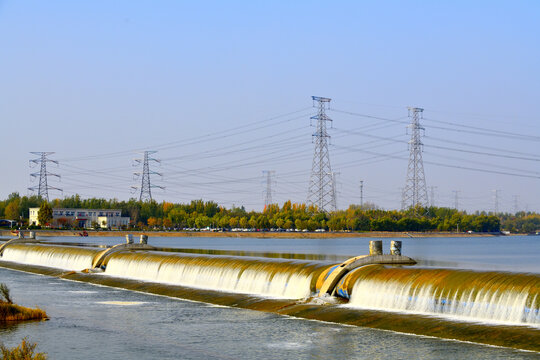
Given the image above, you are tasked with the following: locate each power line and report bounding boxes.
[57,107,312,162]
[422,116,540,142]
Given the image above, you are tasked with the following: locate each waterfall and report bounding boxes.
[104,251,328,299]
[1,244,100,271]
[2,242,538,327]
[342,265,540,327]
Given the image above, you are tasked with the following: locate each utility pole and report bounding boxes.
[262,170,275,209]
[452,190,460,210]
[359,180,364,209]
[132,151,164,202]
[28,152,62,201]
[402,107,428,210]
[307,96,336,212]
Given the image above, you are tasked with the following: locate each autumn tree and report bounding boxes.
[162,218,173,228]
[37,202,53,226]
[4,200,20,220]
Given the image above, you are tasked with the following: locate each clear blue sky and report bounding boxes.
[1,1,539,212]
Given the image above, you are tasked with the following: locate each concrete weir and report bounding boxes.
[1,236,540,352]
[317,241,416,297]
[0,231,39,256]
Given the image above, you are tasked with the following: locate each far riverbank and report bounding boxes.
[0,229,509,239]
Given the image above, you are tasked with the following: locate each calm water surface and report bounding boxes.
[28,234,540,272]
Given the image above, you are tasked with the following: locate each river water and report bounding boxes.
[0,235,538,359]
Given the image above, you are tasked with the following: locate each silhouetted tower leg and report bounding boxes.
[28,152,62,201]
[331,172,339,211]
[402,107,428,210]
[263,170,275,209]
[132,151,164,202]
[308,96,335,212]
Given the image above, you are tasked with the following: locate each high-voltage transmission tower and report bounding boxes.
[452,190,460,210]
[132,151,164,202]
[308,96,336,212]
[492,189,500,214]
[429,186,437,208]
[262,170,275,209]
[28,152,62,201]
[359,180,364,208]
[402,107,428,210]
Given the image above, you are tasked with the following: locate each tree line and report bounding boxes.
[1,192,539,233]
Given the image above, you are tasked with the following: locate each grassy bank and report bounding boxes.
[0,303,48,322]
[0,283,48,323]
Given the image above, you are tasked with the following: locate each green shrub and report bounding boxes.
[0,338,47,360]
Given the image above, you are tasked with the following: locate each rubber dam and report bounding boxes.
[0,234,538,352]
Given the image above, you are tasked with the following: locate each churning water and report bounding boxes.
[343,265,539,327]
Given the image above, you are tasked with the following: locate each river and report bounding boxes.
[0,234,538,359]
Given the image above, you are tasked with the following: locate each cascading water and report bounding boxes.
[338,265,540,327]
[1,243,540,351]
[1,244,100,271]
[104,251,328,299]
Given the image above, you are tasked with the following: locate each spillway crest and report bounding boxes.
[104,251,328,299]
[339,265,540,327]
[2,244,100,271]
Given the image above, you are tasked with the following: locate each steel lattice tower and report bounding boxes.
[308,96,336,212]
[360,180,364,208]
[28,152,62,201]
[453,190,460,210]
[262,170,275,209]
[132,151,164,202]
[492,189,500,214]
[402,107,428,209]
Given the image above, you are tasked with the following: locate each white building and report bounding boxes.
[29,208,130,229]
